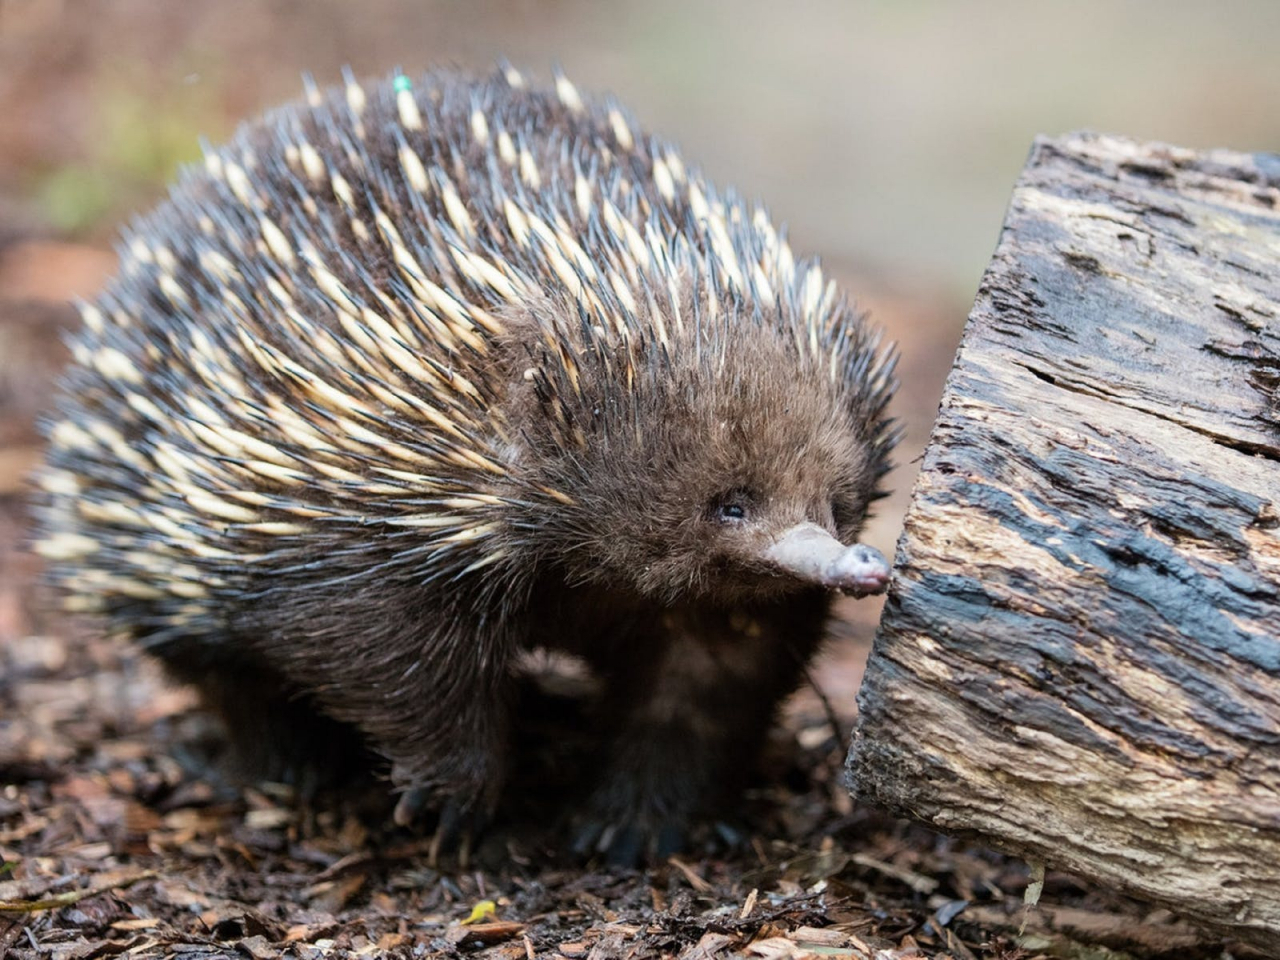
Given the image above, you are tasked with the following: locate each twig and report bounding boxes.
[0,871,156,913]
[799,660,846,754]
[849,854,938,895]
[667,857,712,893]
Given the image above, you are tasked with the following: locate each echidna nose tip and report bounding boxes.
[826,543,891,597]
[761,523,890,597]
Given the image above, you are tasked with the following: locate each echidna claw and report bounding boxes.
[415,796,480,869]
[572,816,686,867]
[571,820,605,858]
[427,824,446,868]
[393,786,431,827]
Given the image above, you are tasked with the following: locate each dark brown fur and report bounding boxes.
[36,66,896,860]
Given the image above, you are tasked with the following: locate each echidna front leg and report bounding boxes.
[576,590,832,863]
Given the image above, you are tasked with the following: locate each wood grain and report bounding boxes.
[848,132,1280,949]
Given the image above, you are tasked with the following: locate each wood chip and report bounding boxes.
[109,917,160,930]
[667,856,712,893]
[236,934,277,959]
[792,927,848,947]
[446,921,526,946]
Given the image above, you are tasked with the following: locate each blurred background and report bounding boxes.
[1,0,1278,710]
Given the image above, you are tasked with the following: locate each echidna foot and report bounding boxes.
[394,786,489,869]
[572,816,686,867]
[571,772,695,866]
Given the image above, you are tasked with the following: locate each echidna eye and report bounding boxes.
[719,503,746,521]
[710,490,752,524]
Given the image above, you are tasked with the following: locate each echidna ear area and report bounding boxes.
[34,63,898,620]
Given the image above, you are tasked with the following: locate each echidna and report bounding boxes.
[35,65,897,862]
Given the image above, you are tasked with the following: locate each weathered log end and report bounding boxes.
[848,132,1280,950]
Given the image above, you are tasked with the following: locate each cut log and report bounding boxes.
[847,132,1280,950]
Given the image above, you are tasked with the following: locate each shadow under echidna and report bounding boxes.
[35,63,898,864]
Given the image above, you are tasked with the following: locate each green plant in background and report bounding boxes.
[33,71,224,238]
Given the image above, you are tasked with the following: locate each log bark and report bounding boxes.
[848,132,1280,950]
